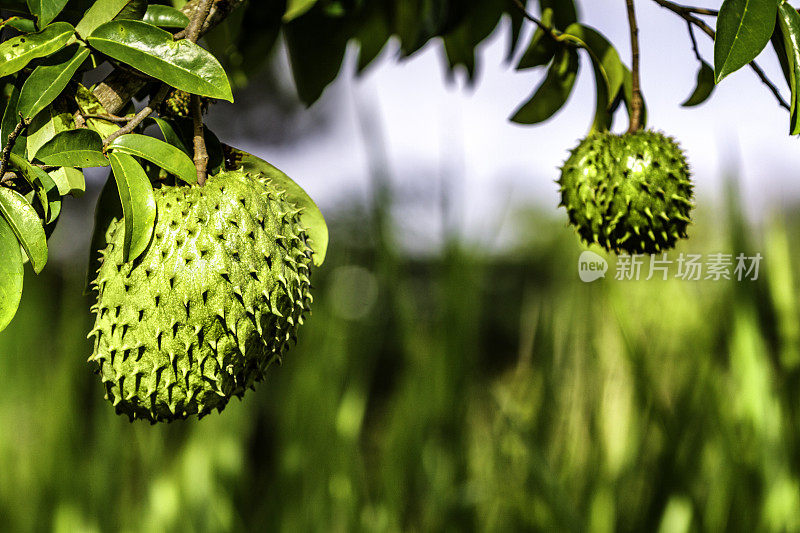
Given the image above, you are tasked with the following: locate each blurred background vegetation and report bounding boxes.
[3,142,800,532]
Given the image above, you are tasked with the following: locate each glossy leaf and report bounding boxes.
[1,78,22,152]
[26,0,70,27]
[682,60,716,107]
[84,172,122,294]
[108,152,156,262]
[540,0,578,30]
[108,134,197,185]
[0,216,24,333]
[517,8,557,70]
[17,45,90,120]
[49,167,85,198]
[34,129,109,168]
[715,0,778,83]
[75,0,135,38]
[0,187,48,273]
[143,4,189,28]
[115,0,147,21]
[511,48,579,125]
[284,0,319,21]
[227,146,329,266]
[0,22,75,78]
[5,17,37,32]
[74,83,121,138]
[8,152,53,222]
[562,23,624,108]
[87,20,234,101]
[776,3,800,134]
[26,99,73,161]
[150,117,224,174]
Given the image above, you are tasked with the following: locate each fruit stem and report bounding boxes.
[185,0,214,186]
[626,0,644,133]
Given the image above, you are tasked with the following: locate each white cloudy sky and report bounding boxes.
[224,0,800,240]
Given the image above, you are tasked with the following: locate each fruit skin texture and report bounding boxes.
[558,130,693,254]
[88,170,313,423]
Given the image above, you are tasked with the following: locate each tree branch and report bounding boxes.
[103,85,171,146]
[510,0,560,41]
[626,0,644,132]
[652,0,790,111]
[192,95,209,185]
[0,116,31,182]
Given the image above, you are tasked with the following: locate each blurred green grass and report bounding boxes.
[2,178,800,532]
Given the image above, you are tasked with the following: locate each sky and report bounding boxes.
[217,0,800,245]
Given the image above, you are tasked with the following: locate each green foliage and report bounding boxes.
[682,60,715,107]
[17,44,90,120]
[0,218,23,333]
[87,20,233,101]
[714,0,777,83]
[775,3,800,134]
[34,129,108,167]
[0,187,48,273]
[142,5,190,29]
[108,134,197,185]
[0,21,74,78]
[108,152,156,263]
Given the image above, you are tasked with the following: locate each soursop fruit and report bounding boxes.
[558,130,693,254]
[88,170,313,423]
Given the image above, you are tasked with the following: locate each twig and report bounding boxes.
[652,0,790,110]
[0,172,17,186]
[184,0,215,186]
[184,0,215,43]
[192,95,209,185]
[686,20,702,63]
[82,113,134,124]
[103,85,171,146]
[0,116,31,181]
[626,0,644,132]
[511,0,560,41]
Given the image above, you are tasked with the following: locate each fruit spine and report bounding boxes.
[88,170,313,422]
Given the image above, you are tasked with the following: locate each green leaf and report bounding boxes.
[776,3,800,134]
[75,0,135,38]
[284,0,320,21]
[0,187,48,273]
[108,152,156,262]
[108,134,197,185]
[5,17,38,33]
[562,23,624,108]
[26,98,73,160]
[87,20,234,101]
[714,0,778,83]
[510,48,579,125]
[0,216,24,333]
[149,117,223,174]
[682,60,716,107]
[0,22,75,79]
[517,8,557,70]
[143,4,190,28]
[540,0,578,30]
[26,0,70,27]
[17,44,91,120]
[8,152,54,222]
[1,78,22,153]
[74,83,120,138]
[115,0,147,21]
[84,172,122,294]
[226,145,329,266]
[49,167,85,198]
[34,129,109,168]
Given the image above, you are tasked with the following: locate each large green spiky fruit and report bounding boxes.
[88,170,313,423]
[558,130,694,254]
